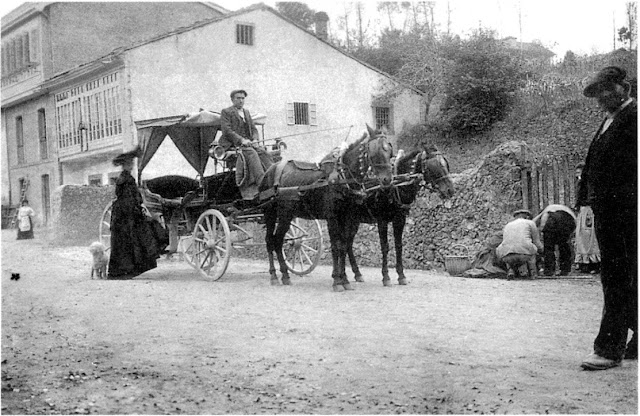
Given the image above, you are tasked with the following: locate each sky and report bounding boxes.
[0,0,633,59]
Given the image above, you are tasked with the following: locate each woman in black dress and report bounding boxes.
[107,148,161,280]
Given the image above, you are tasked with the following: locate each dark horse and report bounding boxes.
[346,144,455,286]
[259,125,394,292]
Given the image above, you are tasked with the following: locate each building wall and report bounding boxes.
[3,95,58,224]
[123,7,423,174]
[47,2,224,77]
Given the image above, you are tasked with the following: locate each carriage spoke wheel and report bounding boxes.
[192,209,232,280]
[283,218,323,276]
[99,201,113,253]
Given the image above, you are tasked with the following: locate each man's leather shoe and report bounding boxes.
[581,353,621,370]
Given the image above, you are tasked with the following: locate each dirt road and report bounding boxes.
[1,230,637,414]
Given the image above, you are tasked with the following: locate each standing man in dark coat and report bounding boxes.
[220,89,273,200]
[579,67,637,370]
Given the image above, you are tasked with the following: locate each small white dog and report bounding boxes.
[89,241,109,279]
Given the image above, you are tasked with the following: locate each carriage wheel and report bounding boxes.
[181,236,196,267]
[192,209,232,280]
[99,201,113,253]
[283,218,323,276]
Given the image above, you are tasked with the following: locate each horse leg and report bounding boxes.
[347,224,364,282]
[377,220,392,286]
[327,219,345,292]
[274,213,294,286]
[338,234,353,291]
[393,213,407,285]
[263,208,281,285]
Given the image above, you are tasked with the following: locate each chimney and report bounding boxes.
[314,11,329,41]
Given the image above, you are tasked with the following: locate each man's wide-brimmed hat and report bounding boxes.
[112,146,142,166]
[583,66,628,97]
[513,209,532,219]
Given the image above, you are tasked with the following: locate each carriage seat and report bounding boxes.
[140,187,183,209]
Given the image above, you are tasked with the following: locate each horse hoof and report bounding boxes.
[382,280,392,287]
[282,278,292,286]
[332,285,345,292]
[343,283,354,291]
[354,275,365,283]
[398,278,407,285]
[270,278,281,286]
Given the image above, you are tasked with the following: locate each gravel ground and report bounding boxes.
[1,229,637,414]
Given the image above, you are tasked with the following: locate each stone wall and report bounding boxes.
[51,185,115,246]
[348,141,527,273]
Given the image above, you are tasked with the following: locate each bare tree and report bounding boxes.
[377,1,399,30]
[627,1,637,50]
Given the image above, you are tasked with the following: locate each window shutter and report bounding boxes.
[29,29,39,63]
[22,34,30,66]
[309,103,317,126]
[286,102,294,125]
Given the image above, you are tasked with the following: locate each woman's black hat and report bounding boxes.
[112,146,142,166]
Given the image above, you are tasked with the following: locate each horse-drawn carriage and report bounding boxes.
[99,109,454,290]
[99,110,324,280]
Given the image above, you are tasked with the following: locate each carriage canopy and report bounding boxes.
[134,110,266,181]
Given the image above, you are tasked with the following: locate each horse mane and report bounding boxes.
[395,149,420,174]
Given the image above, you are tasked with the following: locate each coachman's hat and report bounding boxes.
[112,146,142,166]
[583,66,628,97]
[513,209,532,219]
[230,89,248,99]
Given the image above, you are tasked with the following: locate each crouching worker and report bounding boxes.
[532,204,576,276]
[496,209,544,280]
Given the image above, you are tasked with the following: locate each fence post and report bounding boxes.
[531,163,539,215]
[562,156,571,207]
[552,158,560,204]
[520,146,529,210]
[541,161,549,207]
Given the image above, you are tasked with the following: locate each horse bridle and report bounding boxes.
[417,150,451,186]
[337,134,393,188]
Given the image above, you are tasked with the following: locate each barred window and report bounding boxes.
[286,102,317,126]
[236,24,254,45]
[55,72,122,149]
[16,116,24,164]
[374,106,393,133]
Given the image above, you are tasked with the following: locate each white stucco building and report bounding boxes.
[4,3,427,216]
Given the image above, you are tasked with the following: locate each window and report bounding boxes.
[88,174,102,186]
[16,116,24,164]
[286,102,317,126]
[41,174,50,226]
[1,29,39,77]
[55,72,122,149]
[108,172,120,185]
[374,106,393,134]
[38,109,47,160]
[236,24,254,45]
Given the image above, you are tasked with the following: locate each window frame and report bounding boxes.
[286,102,317,126]
[88,174,103,186]
[16,116,24,164]
[38,108,48,160]
[373,105,393,134]
[236,23,255,46]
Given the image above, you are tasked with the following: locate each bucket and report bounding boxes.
[444,244,472,276]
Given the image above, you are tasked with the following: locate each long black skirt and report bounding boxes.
[107,215,161,280]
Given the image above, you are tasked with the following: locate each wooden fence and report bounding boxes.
[518,146,584,216]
